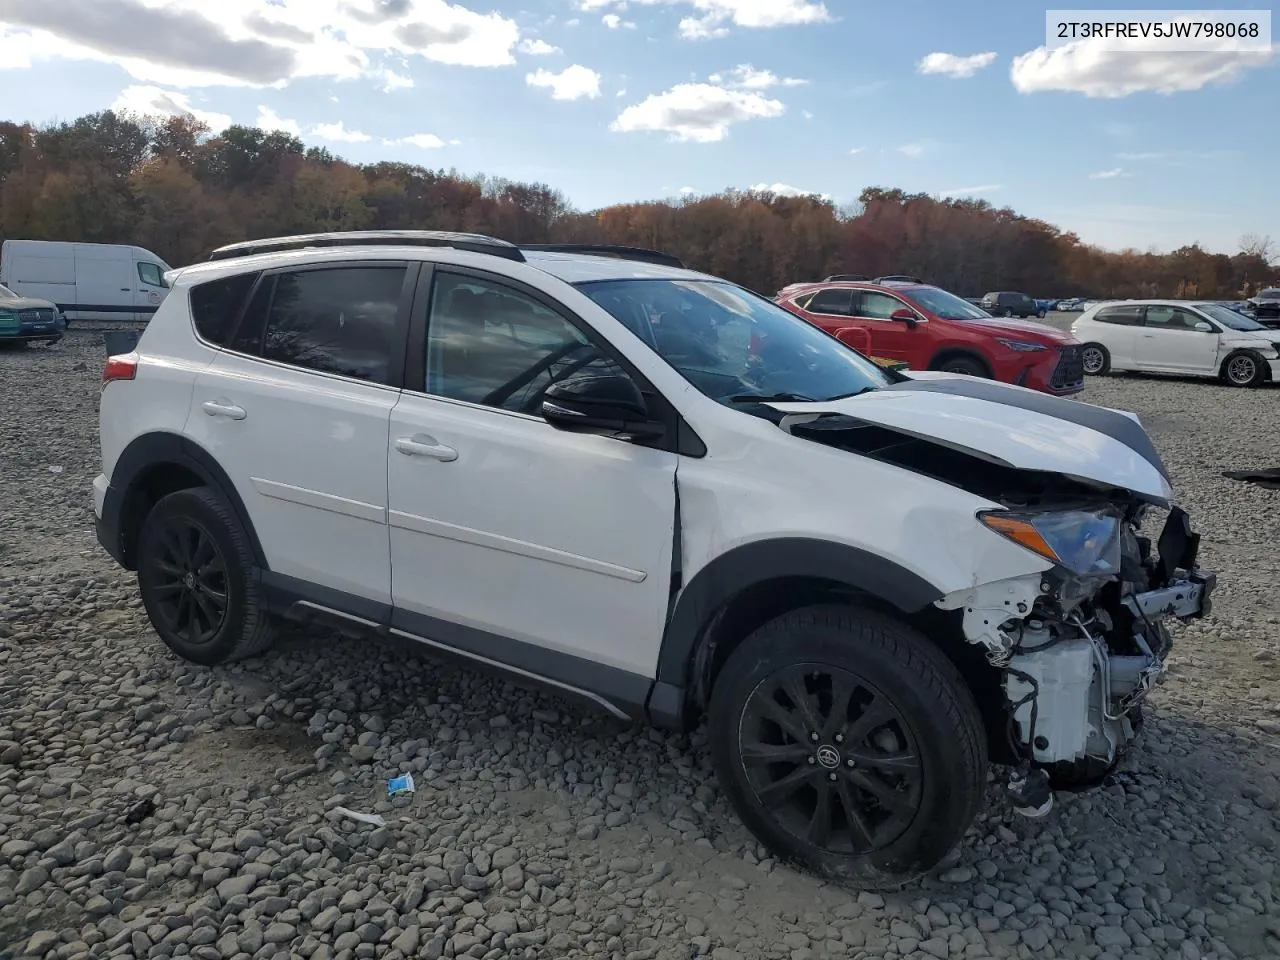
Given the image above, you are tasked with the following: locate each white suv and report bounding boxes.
[94,231,1215,888]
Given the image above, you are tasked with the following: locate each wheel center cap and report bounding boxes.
[183,572,196,589]
[815,744,841,769]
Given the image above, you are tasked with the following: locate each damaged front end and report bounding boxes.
[937,503,1215,815]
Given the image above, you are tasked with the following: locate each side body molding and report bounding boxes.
[648,537,945,726]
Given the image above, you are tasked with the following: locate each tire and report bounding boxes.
[136,487,275,666]
[1001,308,1013,318]
[1081,343,1110,375]
[1037,310,1046,319]
[708,604,988,890]
[936,355,988,378]
[1220,350,1267,388]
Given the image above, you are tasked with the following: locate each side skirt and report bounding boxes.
[258,570,656,725]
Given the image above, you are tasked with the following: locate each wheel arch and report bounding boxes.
[927,346,993,377]
[1220,347,1271,385]
[105,431,267,571]
[650,538,947,729]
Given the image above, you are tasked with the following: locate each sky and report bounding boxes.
[0,0,1276,255]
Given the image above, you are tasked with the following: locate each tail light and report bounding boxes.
[103,352,138,385]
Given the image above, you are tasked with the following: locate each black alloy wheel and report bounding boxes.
[737,664,923,854]
[143,516,229,646]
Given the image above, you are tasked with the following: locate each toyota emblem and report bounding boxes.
[815,745,841,769]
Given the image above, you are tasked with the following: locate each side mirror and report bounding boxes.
[541,374,664,441]
[1193,321,1213,332]
[889,307,920,327]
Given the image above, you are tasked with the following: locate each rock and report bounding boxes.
[24,931,59,956]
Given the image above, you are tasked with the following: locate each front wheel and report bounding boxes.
[1220,350,1267,387]
[937,355,988,378]
[708,605,988,890]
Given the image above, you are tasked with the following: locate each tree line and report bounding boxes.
[1,110,1275,300]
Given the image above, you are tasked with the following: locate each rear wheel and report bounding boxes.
[708,605,988,889]
[1082,343,1111,375]
[1220,350,1266,387]
[136,487,275,666]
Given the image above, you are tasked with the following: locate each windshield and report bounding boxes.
[576,278,893,405]
[1197,303,1269,331]
[906,286,992,320]
[1259,289,1280,300]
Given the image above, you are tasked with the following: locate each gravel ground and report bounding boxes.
[2,329,1280,960]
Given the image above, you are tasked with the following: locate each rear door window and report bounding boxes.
[189,272,259,346]
[805,289,855,316]
[228,265,408,385]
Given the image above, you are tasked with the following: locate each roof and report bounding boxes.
[520,249,714,284]
[167,239,715,290]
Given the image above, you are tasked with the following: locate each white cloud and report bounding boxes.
[751,182,828,199]
[602,14,636,28]
[518,38,560,54]
[1011,39,1273,98]
[110,84,231,130]
[849,146,864,154]
[379,68,414,92]
[941,184,1002,196]
[312,120,372,143]
[0,0,525,89]
[895,140,932,158]
[917,51,997,78]
[256,105,301,136]
[802,109,813,119]
[708,64,807,89]
[526,64,602,100]
[612,82,784,142]
[679,186,697,195]
[1089,167,1127,179]
[386,133,460,148]
[584,0,830,38]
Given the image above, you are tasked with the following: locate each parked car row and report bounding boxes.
[92,229,1214,889]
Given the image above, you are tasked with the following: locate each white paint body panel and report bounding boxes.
[766,389,1172,502]
[386,392,677,676]
[185,351,396,605]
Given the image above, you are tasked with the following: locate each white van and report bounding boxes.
[0,240,173,323]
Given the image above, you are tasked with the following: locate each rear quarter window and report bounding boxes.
[1094,305,1144,326]
[189,272,260,346]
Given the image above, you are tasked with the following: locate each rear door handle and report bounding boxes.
[395,434,457,461]
[202,400,247,420]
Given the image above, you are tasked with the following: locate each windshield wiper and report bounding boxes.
[822,386,878,400]
[728,392,816,404]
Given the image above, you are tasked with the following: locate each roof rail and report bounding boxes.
[206,230,527,263]
[824,274,871,282]
[520,244,685,269]
[875,275,924,284]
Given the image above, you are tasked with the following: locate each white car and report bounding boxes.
[93,231,1214,887]
[1072,299,1280,387]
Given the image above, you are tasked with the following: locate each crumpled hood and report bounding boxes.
[1226,328,1280,347]
[0,296,58,311]
[769,371,1172,503]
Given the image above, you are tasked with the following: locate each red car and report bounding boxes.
[775,277,1085,396]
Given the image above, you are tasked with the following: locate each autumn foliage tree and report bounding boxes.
[0,110,1274,299]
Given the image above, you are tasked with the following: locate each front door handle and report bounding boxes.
[395,434,457,461]
[202,400,247,420]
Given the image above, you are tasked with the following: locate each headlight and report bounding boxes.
[979,508,1122,576]
[995,338,1046,352]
